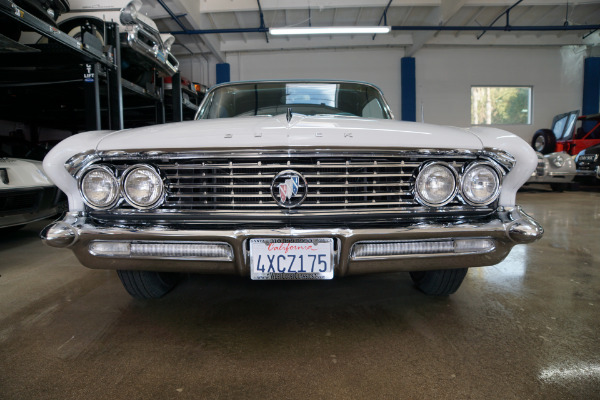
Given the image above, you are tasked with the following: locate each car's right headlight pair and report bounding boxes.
[79,164,164,210]
[415,161,501,207]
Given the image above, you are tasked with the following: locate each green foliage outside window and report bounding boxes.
[471,86,531,125]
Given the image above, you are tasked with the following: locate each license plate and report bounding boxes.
[579,154,597,162]
[249,238,334,280]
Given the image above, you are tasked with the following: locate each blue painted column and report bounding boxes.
[582,57,600,132]
[216,63,230,84]
[401,57,416,122]
[582,57,600,116]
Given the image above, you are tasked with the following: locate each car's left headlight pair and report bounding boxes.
[415,161,501,207]
[79,164,164,210]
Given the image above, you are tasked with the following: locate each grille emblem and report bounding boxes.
[271,170,307,208]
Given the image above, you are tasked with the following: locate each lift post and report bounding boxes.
[105,22,123,130]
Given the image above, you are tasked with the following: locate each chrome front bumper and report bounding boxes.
[41,207,543,276]
[122,28,178,76]
[576,167,600,179]
[528,171,576,184]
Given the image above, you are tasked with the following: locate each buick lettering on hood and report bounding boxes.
[41,81,543,299]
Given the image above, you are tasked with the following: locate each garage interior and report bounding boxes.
[1,0,600,399]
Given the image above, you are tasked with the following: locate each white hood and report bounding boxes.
[96,114,484,151]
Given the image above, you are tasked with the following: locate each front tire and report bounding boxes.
[550,183,568,192]
[409,268,468,296]
[117,270,180,299]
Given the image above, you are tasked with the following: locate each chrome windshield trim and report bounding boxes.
[194,80,394,120]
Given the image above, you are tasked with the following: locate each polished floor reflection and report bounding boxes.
[0,188,599,399]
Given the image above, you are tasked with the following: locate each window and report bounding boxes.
[471,86,532,125]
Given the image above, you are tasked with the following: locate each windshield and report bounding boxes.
[196,82,391,120]
[551,110,579,140]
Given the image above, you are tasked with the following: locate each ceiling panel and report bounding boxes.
[142,0,600,59]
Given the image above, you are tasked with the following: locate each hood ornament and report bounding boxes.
[286,107,292,123]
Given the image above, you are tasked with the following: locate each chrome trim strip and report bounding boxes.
[65,150,100,175]
[96,149,490,161]
[169,182,412,189]
[160,161,423,170]
[479,148,516,172]
[65,148,514,177]
[547,171,576,177]
[92,204,492,218]
[166,192,412,199]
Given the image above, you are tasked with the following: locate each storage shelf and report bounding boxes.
[0,0,113,67]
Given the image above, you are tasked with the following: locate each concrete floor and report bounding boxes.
[0,188,599,400]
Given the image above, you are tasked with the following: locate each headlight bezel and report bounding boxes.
[121,164,165,210]
[551,154,565,168]
[460,161,502,206]
[414,161,459,207]
[120,0,141,25]
[78,164,121,210]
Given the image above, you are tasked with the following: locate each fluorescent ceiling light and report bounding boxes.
[269,26,391,35]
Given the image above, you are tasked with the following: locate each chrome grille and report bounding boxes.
[536,155,545,176]
[164,158,420,210]
[103,152,486,214]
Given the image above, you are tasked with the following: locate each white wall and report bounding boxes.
[182,45,585,143]
[177,54,214,87]
[224,48,405,119]
[415,46,585,141]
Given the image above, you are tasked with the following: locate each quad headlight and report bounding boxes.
[415,160,502,208]
[79,166,120,210]
[122,165,164,209]
[78,163,164,210]
[415,162,458,206]
[461,162,501,206]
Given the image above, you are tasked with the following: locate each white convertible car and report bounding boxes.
[527,151,576,191]
[1,157,62,230]
[41,80,543,299]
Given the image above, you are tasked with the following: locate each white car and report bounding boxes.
[1,157,62,230]
[41,80,543,299]
[57,0,178,80]
[527,151,576,191]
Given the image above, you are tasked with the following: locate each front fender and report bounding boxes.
[42,131,114,211]
[468,126,537,206]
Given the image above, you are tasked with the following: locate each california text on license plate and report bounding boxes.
[249,238,334,280]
